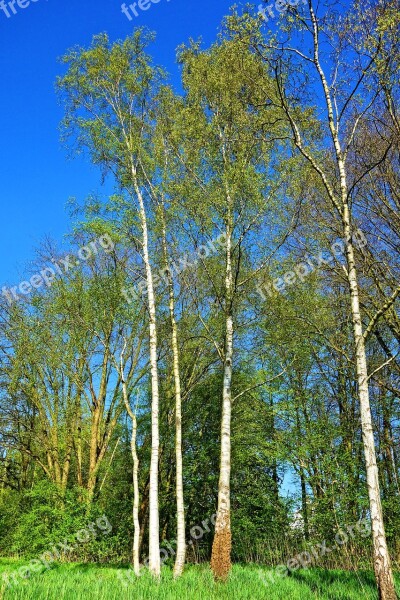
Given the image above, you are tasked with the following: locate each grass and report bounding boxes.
[0,560,398,599]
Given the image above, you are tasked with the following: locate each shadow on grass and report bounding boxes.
[291,568,378,599]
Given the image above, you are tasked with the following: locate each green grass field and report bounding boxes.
[0,561,398,600]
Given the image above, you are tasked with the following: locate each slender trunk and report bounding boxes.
[270,393,279,503]
[121,372,141,577]
[304,8,397,594]
[300,467,310,541]
[382,395,393,489]
[75,366,84,489]
[53,452,62,491]
[333,82,395,596]
[160,217,186,578]
[76,425,83,488]
[61,442,72,496]
[87,405,101,504]
[211,209,233,582]
[131,418,140,575]
[87,349,109,505]
[389,422,400,495]
[344,212,396,600]
[139,506,148,557]
[133,170,160,577]
[295,404,310,540]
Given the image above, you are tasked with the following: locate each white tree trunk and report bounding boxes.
[121,377,141,577]
[131,414,141,577]
[343,209,396,600]
[170,288,186,578]
[300,8,397,594]
[171,308,186,577]
[211,212,233,581]
[133,171,161,578]
[333,112,396,600]
[161,217,186,578]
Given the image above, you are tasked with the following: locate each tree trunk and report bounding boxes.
[290,6,398,594]
[121,371,141,577]
[161,216,186,578]
[87,404,101,504]
[133,172,161,578]
[211,210,233,582]
[300,467,310,541]
[131,415,140,576]
[343,211,397,600]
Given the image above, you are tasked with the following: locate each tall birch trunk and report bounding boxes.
[333,80,396,600]
[343,209,396,600]
[211,205,233,582]
[160,215,186,578]
[284,6,397,595]
[132,170,161,578]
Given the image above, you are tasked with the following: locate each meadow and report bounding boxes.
[0,562,398,600]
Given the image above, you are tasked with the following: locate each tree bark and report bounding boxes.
[300,467,310,541]
[276,4,398,594]
[133,171,161,578]
[211,205,233,582]
[343,211,396,600]
[160,215,186,578]
[120,364,141,577]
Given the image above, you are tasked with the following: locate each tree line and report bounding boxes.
[0,2,399,599]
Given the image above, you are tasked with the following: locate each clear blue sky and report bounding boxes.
[0,0,236,286]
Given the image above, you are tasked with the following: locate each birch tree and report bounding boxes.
[159,203,186,577]
[245,1,400,596]
[174,33,290,580]
[57,32,165,576]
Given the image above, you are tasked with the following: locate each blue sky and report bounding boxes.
[0,0,237,286]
